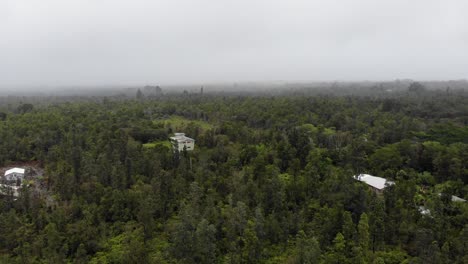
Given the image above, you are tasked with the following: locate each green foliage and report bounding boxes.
[90,223,148,264]
[370,144,403,174]
[0,91,466,263]
[358,213,370,255]
[294,230,321,264]
[323,232,347,264]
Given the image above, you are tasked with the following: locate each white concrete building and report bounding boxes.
[0,184,20,197]
[170,133,195,152]
[353,173,395,194]
[4,168,25,182]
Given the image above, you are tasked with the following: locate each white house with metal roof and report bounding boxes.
[170,133,195,152]
[4,168,25,182]
[354,173,394,194]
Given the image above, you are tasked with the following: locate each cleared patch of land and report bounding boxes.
[143,115,213,148]
[143,140,172,149]
[153,115,214,131]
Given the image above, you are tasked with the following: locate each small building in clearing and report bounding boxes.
[4,168,25,183]
[354,173,395,194]
[170,133,195,152]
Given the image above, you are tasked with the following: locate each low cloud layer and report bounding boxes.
[1,0,468,87]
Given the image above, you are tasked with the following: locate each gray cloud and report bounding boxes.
[1,0,468,87]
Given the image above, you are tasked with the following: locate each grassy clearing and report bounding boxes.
[154,115,214,131]
[143,140,172,149]
[144,116,213,149]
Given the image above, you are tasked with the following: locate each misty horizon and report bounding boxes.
[2,0,468,87]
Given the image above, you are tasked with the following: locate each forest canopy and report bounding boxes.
[0,88,467,263]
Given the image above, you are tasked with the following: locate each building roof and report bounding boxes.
[5,168,25,176]
[451,195,467,202]
[438,193,466,202]
[170,133,195,143]
[354,173,394,190]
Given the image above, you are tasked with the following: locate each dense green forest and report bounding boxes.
[0,88,467,263]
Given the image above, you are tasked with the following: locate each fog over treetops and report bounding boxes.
[1,0,468,89]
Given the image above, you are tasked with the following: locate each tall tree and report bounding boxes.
[358,213,370,260]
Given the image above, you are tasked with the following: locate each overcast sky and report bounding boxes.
[1,0,468,87]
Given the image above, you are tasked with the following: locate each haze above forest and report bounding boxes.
[1,0,468,88]
[0,80,465,98]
